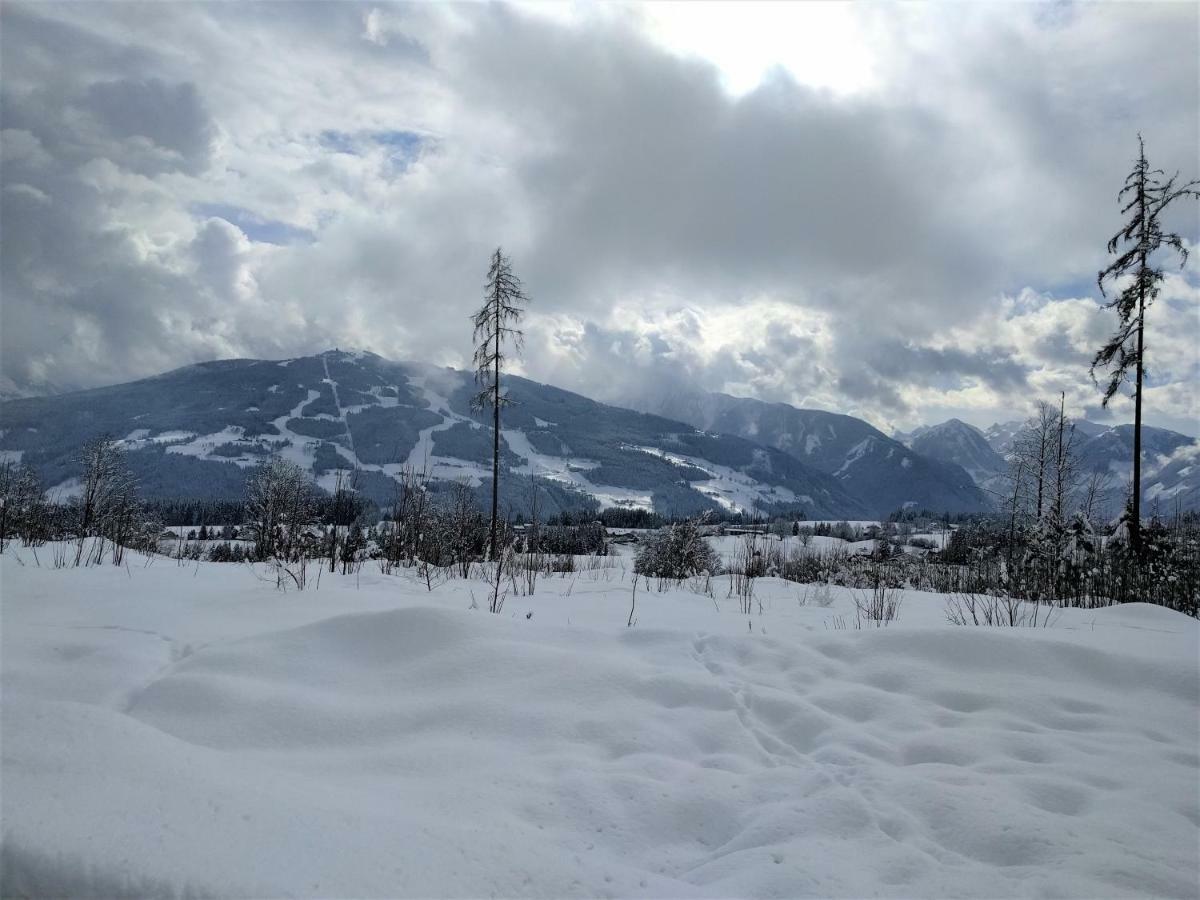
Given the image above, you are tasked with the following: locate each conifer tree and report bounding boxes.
[1093,134,1198,554]
[471,247,529,558]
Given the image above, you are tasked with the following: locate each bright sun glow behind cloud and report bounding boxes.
[519,0,877,96]
[638,1,877,95]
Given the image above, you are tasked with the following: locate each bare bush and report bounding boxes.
[853,578,902,628]
[944,592,1056,627]
[729,533,762,614]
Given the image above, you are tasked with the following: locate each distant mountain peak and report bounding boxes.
[618,389,992,516]
[321,347,381,362]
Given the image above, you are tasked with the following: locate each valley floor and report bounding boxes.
[1,546,1197,898]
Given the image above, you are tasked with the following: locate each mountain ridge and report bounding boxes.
[0,350,873,520]
[911,416,1199,516]
[614,387,992,516]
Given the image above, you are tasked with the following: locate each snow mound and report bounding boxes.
[2,558,1197,898]
[120,608,1199,898]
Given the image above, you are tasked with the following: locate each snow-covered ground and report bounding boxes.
[1,546,1197,898]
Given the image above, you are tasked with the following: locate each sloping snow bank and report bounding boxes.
[2,551,1197,898]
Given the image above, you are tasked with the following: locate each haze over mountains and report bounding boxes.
[3,349,1196,519]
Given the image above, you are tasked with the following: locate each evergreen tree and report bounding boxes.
[471,247,529,559]
[1093,134,1198,554]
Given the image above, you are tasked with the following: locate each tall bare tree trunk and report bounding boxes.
[471,247,529,568]
[490,313,501,559]
[1132,296,1144,554]
[1131,161,1148,557]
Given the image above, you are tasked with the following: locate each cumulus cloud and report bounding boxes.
[0,1,1196,432]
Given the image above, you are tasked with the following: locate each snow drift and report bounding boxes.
[2,552,1197,898]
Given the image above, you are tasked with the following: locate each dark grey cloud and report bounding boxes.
[86,79,214,174]
[859,342,1031,396]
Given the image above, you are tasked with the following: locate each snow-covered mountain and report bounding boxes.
[1072,424,1199,516]
[618,389,991,516]
[1075,424,1195,478]
[982,420,1023,456]
[937,417,1200,515]
[1143,441,1200,516]
[983,418,1116,457]
[0,350,871,519]
[905,419,1007,487]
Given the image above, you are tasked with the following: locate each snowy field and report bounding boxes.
[2,546,1198,898]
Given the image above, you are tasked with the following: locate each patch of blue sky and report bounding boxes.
[318,129,424,170]
[191,203,314,245]
[1044,276,1101,300]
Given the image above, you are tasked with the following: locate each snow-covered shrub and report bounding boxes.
[634,518,720,582]
[797,584,834,608]
[205,541,251,563]
[528,522,607,556]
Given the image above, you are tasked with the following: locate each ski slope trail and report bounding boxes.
[321,351,359,465]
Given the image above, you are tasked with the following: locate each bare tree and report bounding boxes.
[471,247,529,559]
[521,473,545,595]
[1048,392,1082,539]
[1012,401,1059,520]
[1002,396,1087,573]
[1079,470,1114,527]
[15,467,47,546]
[1002,458,1027,572]
[1093,134,1198,554]
[326,468,360,573]
[245,458,314,563]
[0,462,21,547]
[446,479,486,580]
[73,436,139,566]
[386,462,432,571]
[0,462,48,548]
[798,527,814,550]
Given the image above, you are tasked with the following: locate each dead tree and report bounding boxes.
[471,247,529,559]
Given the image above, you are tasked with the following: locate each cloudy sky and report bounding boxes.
[2,1,1197,435]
